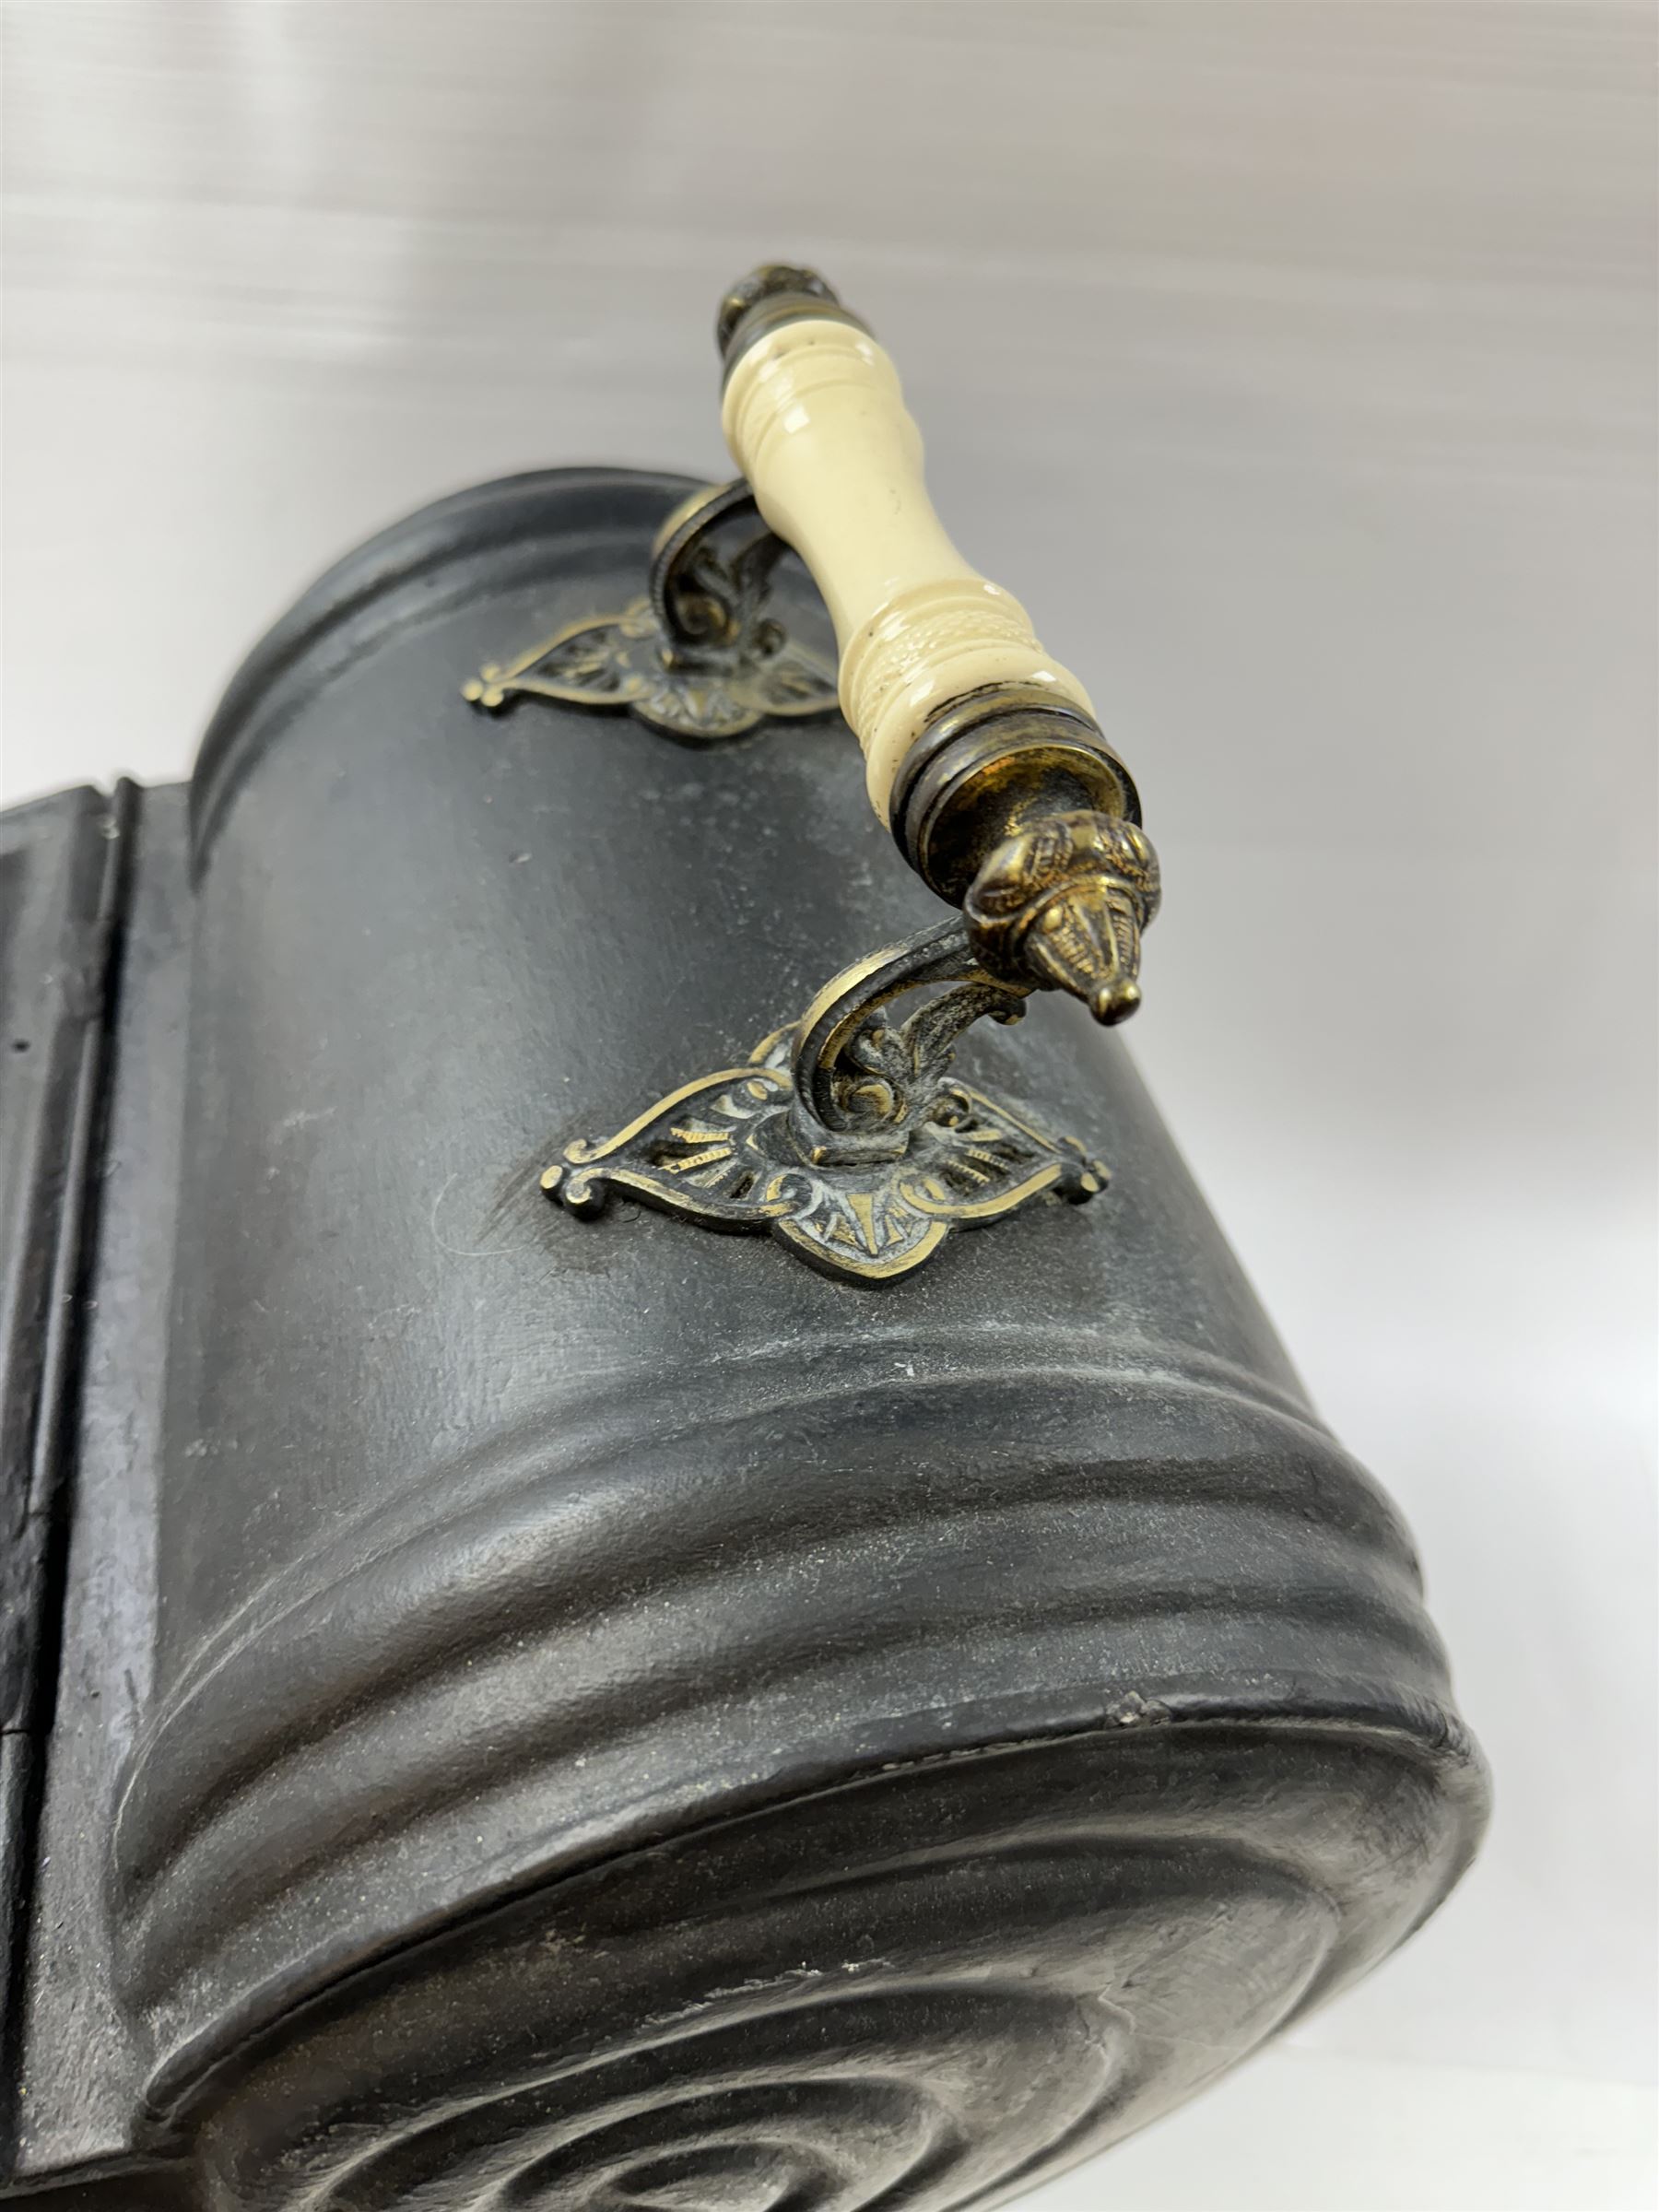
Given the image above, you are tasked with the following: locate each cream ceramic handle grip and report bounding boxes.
[721,319,1095,825]
[715,265,1157,1026]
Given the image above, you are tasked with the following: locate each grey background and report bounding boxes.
[2,3,1654,2206]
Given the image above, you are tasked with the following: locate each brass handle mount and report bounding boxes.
[718,264,1159,1025]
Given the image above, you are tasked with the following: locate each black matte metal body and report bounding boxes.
[1,469,1486,2209]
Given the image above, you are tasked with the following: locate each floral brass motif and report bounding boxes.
[541,920,1108,1284]
[464,480,838,744]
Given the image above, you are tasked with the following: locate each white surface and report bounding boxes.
[3,4,1655,2206]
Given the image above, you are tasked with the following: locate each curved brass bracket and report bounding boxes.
[542,919,1107,1284]
[462,479,839,743]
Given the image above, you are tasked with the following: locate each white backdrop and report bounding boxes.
[3,5,1654,2206]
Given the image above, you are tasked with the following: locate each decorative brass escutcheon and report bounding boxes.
[464,478,838,743]
[541,919,1107,1285]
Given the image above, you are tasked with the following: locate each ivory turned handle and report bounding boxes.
[720,319,1096,824]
